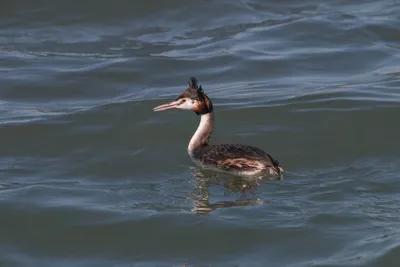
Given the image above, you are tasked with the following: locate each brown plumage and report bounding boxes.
[192,144,283,176]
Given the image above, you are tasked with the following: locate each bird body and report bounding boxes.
[153,77,284,177]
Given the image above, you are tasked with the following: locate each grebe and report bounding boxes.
[153,77,284,177]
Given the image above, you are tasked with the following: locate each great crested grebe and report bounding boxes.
[153,77,284,177]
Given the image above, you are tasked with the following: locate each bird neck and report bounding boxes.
[188,112,214,155]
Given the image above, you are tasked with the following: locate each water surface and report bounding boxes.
[1,0,400,266]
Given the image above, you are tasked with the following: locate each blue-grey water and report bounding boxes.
[1,1,400,266]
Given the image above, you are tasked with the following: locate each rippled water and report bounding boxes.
[1,0,400,266]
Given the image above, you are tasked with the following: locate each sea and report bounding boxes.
[1,0,400,266]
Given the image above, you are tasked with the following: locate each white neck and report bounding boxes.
[188,112,214,155]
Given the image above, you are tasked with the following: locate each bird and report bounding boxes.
[153,77,284,177]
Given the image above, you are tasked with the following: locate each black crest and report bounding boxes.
[188,77,199,89]
[177,77,203,100]
[188,76,205,96]
[176,77,213,115]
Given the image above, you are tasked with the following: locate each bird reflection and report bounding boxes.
[188,167,283,214]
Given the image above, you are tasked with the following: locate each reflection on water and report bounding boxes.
[188,167,282,214]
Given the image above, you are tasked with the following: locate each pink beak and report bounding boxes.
[153,100,180,112]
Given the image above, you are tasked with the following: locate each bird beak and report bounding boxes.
[153,100,180,112]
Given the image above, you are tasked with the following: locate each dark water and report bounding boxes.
[1,0,400,266]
